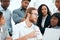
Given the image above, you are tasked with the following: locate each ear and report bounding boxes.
[27,13,30,17]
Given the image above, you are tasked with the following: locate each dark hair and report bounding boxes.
[38,4,51,17]
[0,11,3,19]
[25,7,36,18]
[22,0,31,2]
[51,13,60,26]
[1,0,10,2]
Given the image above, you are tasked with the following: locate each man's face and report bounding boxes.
[22,1,29,9]
[29,10,38,23]
[55,0,60,9]
[1,0,10,8]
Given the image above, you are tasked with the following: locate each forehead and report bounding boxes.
[42,6,47,8]
[32,10,38,13]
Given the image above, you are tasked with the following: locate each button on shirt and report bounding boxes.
[0,6,12,35]
[13,21,43,40]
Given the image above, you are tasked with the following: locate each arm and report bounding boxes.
[12,10,23,24]
[6,27,12,40]
[34,26,43,40]
[13,27,37,40]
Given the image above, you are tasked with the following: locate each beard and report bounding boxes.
[29,17,37,24]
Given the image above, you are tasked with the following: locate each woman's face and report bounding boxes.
[42,6,48,16]
[50,16,59,27]
[0,16,5,25]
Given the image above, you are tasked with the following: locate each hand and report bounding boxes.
[27,30,37,38]
[20,18,25,22]
[6,37,12,40]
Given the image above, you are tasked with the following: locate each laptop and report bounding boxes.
[43,28,60,40]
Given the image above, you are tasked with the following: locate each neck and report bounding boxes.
[1,5,7,10]
[58,8,60,11]
[0,24,2,28]
[21,6,26,10]
[43,14,47,17]
[25,18,32,28]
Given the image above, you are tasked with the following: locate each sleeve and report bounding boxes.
[35,26,43,40]
[12,10,22,24]
[12,25,20,40]
[6,29,10,37]
[9,12,12,35]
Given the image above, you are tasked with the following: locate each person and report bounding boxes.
[0,11,12,40]
[12,0,31,24]
[37,4,51,35]
[49,13,60,29]
[13,7,43,40]
[0,0,12,36]
[54,0,60,13]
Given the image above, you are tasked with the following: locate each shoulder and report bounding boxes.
[33,24,40,29]
[13,8,20,12]
[15,21,25,29]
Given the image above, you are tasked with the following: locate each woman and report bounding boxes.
[49,13,60,29]
[0,11,12,40]
[37,4,51,34]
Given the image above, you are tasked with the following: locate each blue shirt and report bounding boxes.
[0,6,12,35]
[12,7,26,24]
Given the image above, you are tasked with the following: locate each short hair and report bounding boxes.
[0,0,10,2]
[0,11,3,19]
[25,7,36,18]
[1,0,5,2]
[22,0,31,2]
[51,13,60,26]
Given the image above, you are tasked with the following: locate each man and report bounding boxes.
[54,0,60,13]
[12,0,31,24]
[0,11,12,40]
[13,7,43,40]
[0,0,12,36]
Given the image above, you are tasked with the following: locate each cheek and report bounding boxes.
[42,10,47,14]
[2,20,5,24]
[51,19,58,26]
[55,3,59,7]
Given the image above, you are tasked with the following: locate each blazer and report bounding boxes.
[37,15,51,34]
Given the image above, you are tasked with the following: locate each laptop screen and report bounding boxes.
[43,28,60,40]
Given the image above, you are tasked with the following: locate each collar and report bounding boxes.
[20,7,26,11]
[55,8,60,13]
[42,14,48,19]
[23,21,33,28]
[0,26,3,32]
[0,6,8,11]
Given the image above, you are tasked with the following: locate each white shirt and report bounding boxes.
[41,15,48,28]
[53,7,60,14]
[13,21,43,40]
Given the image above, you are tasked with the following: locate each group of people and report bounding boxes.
[0,0,60,40]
